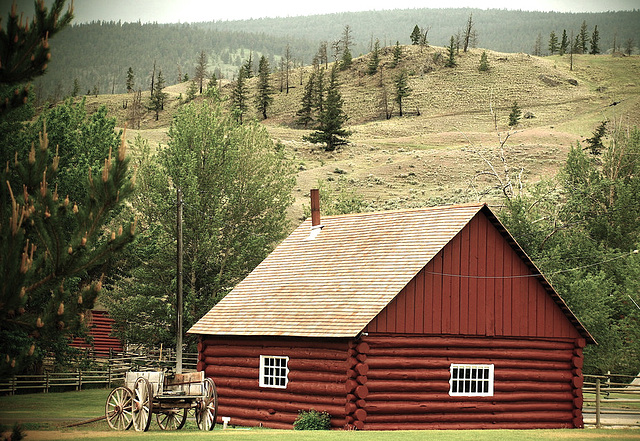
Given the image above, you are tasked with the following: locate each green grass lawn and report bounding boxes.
[1,388,639,440]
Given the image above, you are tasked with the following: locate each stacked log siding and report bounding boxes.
[198,336,349,429]
[360,334,585,430]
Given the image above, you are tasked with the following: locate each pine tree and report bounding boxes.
[579,21,589,54]
[255,55,273,120]
[478,51,489,71]
[0,0,72,114]
[0,1,136,375]
[367,39,381,75]
[303,66,350,152]
[195,50,208,94]
[391,41,402,68]
[446,36,457,68]
[590,25,600,55]
[126,67,134,93]
[560,30,569,56]
[410,25,421,45]
[393,69,411,117]
[72,78,80,97]
[313,68,325,115]
[340,25,353,71]
[150,69,167,120]
[548,31,558,55]
[231,68,249,124]
[533,33,542,56]
[242,52,254,79]
[296,71,316,127]
[508,101,522,127]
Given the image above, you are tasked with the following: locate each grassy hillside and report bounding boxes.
[78,45,640,222]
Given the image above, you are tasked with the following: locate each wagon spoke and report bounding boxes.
[131,377,153,432]
[105,386,133,431]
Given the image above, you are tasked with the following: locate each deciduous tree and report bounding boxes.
[106,101,295,348]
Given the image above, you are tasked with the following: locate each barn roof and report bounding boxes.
[188,203,594,343]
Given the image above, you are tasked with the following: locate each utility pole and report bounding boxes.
[176,188,183,374]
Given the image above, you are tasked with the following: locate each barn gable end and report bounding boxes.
[365,209,582,340]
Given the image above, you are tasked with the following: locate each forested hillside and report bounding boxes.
[35,8,639,102]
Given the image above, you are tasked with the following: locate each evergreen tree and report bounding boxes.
[296,71,316,127]
[71,78,80,97]
[393,69,411,117]
[410,25,422,45]
[150,69,167,120]
[303,66,350,152]
[0,1,136,375]
[185,80,198,102]
[340,25,353,71]
[548,31,558,55]
[625,38,635,56]
[254,55,273,120]
[195,50,208,94]
[560,30,569,55]
[579,21,589,54]
[533,33,542,56]
[590,25,600,55]
[446,36,457,68]
[313,68,325,115]
[367,39,381,75]
[508,101,522,127]
[242,52,254,79]
[126,67,134,93]
[478,51,489,71]
[391,41,402,68]
[231,68,249,124]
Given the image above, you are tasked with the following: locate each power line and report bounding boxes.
[425,249,638,280]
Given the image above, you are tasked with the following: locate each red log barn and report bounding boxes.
[70,309,123,356]
[188,199,594,430]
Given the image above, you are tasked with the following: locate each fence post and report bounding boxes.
[595,378,601,428]
[77,369,82,391]
[45,371,49,393]
[11,375,16,395]
[107,362,112,388]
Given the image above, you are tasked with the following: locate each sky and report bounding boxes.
[8,0,640,24]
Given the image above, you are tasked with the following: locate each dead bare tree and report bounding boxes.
[463,92,524,201]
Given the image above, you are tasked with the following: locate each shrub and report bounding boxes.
[293,409,331,430]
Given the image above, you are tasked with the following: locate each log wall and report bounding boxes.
[357,334,585,430]
[198,336,349,429]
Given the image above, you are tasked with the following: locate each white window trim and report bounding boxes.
[259,355,289,389]
[449,364,494,397]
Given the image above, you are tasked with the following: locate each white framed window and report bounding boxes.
[259,355,289,388]
[449,364,494,396]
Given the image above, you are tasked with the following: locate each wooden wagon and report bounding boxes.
[105,371,218,431]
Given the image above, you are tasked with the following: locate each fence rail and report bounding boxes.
[0,350,198,395]
[583,373,640,428]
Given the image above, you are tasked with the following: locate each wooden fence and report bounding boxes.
[0,350,198,395]
[583,373,640,428]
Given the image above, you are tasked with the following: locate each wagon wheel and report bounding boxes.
[156,408,187,430]
[105,386,133,430]
[195,378,218,430]
[132,377,153,432]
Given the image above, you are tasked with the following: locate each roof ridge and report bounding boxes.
[312,202,487,221]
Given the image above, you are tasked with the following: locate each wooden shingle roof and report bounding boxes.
[188,203,593,342]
